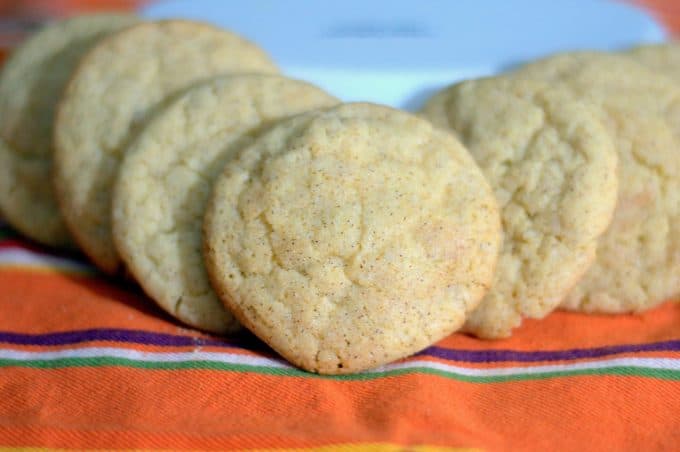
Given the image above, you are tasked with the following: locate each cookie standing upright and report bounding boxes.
[0,14,138,247]
[112,75,338,334]
[53,20,279,272]
[421,77,618,338]
[203,103,502,373]
[514,52,680,313]
[627,42,680,83]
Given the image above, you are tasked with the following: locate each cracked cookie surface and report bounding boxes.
[0,14,138,247]
[422,77,618,338]
[112,75,337,334]
[513,52,680,313]
[53,20,278,272]
[203,103,501,374]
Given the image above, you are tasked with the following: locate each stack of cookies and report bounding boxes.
[421,51,680,339]
[0,13,677,374]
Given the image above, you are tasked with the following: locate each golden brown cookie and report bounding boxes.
[203,103,501,373]
[513,52,680,313]
[0,14,138,247]
[112,74,338,333]
[53,20,278,272]
[421,76,618,338]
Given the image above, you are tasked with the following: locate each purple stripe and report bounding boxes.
[0,328,678,363]
[0,329,259,351]
[419,341,680,363]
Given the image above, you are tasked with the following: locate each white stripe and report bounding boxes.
[0,347,291,369]
[0,347,678,376]
[0,248,92,273]
[373,357,680,376]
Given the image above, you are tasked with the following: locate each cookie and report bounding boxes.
[513,52,680,313]
[627,42,680,83]
[0,14,138,247]
[112,75,338,334]
[203,103,501,373]
[421,77,618,338]
[53,20,278,272]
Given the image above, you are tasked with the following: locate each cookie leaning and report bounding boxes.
[513,52,680,313]
[421,77,618,338]
[203,103,501,374]
[112,75,338,334]
[0,14,138,247]
[626,42,680,83]
[53,20,278,273]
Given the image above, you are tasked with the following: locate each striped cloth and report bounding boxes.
[1,224,679,450]
[0,1,679,450]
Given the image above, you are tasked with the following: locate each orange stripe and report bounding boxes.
[435,301,680,351]
[0,269,186,333]
[0,368,676,450]
[1,269,678,347]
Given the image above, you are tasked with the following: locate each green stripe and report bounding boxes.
[0,357,678,382]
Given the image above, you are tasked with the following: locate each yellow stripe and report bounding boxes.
[252,444,480,452]
[0,444,479,451]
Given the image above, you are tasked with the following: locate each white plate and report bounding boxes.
[143,0,666,109]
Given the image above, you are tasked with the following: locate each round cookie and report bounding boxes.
[513,52,680,313]
[203,103,502,374]
[421,77,618,338]
[112,75,338,334]
[0,14,138,247]
[626,42,680,83]
[53,20,278,273]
